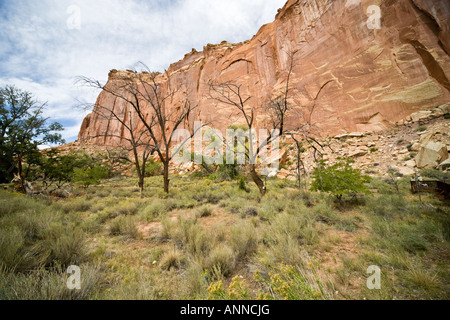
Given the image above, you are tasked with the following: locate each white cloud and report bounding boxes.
[0,0,287,143]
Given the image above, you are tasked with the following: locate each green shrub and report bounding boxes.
[419,169,450,181]
[238,177,247,191]
[73,165,109,188]
[311,159,372,201]
[145,159,163,177]
[416,126,427,132]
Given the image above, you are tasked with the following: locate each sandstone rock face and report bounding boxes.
[79,0,450,145]
[415,141,449,169]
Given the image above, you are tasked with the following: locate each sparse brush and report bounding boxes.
[196,205,212,218]
[159,248,186,271]
[109,216,139,240]
[230,220,258,258]
[139,199,174,221]
[205,244,236,278]
[254,253,333,300]
[61,198,93,213]
[0,263,103,300]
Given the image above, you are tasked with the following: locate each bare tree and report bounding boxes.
[78,67,202,194]
[209,52,297,196]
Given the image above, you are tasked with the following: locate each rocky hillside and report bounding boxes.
[78,0,450,145]
[64,103,450,179]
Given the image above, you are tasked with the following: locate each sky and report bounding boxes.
[0,0,287,144]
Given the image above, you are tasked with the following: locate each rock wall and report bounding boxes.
[79,0,450,145]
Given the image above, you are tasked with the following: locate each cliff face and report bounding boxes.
[79,0,450,144]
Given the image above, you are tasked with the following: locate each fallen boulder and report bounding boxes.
[415,141,448,169]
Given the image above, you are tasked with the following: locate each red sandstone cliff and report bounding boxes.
[79,0,450,145]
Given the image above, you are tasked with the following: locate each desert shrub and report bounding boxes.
[370,217,431,254]
[0,191,46,217]
[238,177,248,192]
[196,205,212,218]
[145,159,163,177]
[184,260,208,298]
[310,201,336,222]
[221,197,248,214]
[419,169,450,181]
[216,163,239,181]
[193,191,223,204]
[139,199,175,221]
[367,194,409,218]
[258,197,285,220]
[205,244,236,277]
[0,204,86,272]
[0,263,102,300]
[269,212,319,246]
[262,233,305,267]
[35,224,86,269]
[109,216,139,239]
[159,249,186,271]
[207,276,250,300]
[162,216,213,259]
[254,261,331,300]
[229,221,258,258]
[73,165,109,188]
[416,126,427,132]
[239,206,258,218]
[60,198,92,213]
[99,200,138,222]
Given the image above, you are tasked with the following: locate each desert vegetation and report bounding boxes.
[1,164,448,300]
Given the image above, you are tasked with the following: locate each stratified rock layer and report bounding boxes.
[79,0,450,145]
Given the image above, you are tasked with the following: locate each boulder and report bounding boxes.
[398,166,416,176]
[404,160,417,168]
[410,111,432,122]
[437,103,450,115]
[349,149,368,158]
[335,132,365,139]
[437,158,450,171]
[410,143,421,152]
[415,141,449,169]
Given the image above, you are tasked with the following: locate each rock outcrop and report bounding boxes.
[415,141,449,169]
[79,0,450,145]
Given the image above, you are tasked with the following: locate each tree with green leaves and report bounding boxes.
[0,85,65,192]
[311,158,372,202]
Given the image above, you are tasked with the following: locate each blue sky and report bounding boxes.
[0,0,286,144]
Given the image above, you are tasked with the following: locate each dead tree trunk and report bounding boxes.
[163,161,170,194]
[250,164,266,196]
